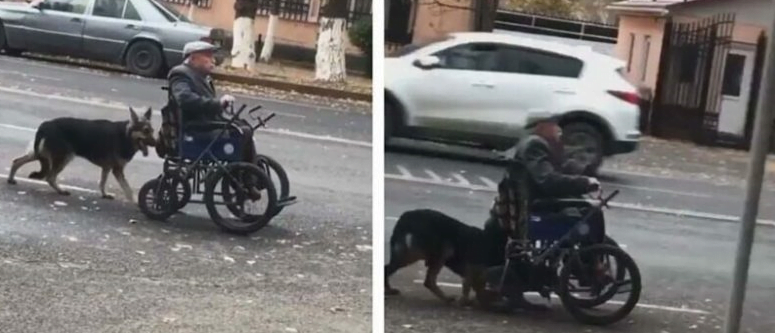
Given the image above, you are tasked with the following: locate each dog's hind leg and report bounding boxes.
[385,233,424,296]
[7,152,38,185]
[45,154,73,196]
[99,167,114,199]
[112,167,134,203]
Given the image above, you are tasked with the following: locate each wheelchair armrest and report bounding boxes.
[530,198,599,212]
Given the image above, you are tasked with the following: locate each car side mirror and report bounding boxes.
[412,56,441,70]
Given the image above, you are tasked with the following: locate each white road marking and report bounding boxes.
[0,69,62,82]
[0,123,35,132]
[451,173,471,186]
[409,280,710,315]
[479,176,498,189]
[384,173,775,226]
[0,86,371,148]
[396,165,413,178]
[424,169,443,182]
[0,173,100,195]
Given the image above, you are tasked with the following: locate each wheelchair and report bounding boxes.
[485,190,641,326]
[137,87,297,234]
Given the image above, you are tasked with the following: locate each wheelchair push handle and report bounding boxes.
[599,189,620,208]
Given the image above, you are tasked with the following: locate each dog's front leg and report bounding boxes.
[424,260,455,304]
[459,266,474,307]
[112,167,134,203]
[99,168,114,199]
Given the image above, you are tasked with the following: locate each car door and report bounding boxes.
[494,45,584,139]
[404,42,502,139]
[22,0,90,56]
[82,0,143,62]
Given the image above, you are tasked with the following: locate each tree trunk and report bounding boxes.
[259,0,280,62]
[231,0,258,70]
[186,0,196,21]
[315,0,348,82]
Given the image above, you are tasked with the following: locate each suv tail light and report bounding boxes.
[608,90,641,105]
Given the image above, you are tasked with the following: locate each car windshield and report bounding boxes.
[388,36,453,57]
[149,0,191,23]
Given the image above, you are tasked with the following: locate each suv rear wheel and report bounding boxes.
[562,122,604,175]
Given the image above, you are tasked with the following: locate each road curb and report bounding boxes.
[20,54,372,102]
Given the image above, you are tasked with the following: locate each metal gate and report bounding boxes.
[385,0,414,45]
[649,14,735,144]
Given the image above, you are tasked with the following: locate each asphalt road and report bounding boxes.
[384,147,775,333]
[0,57,372,332]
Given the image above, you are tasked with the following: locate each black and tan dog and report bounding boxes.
[385,209,498,306]
[7,107,155,201]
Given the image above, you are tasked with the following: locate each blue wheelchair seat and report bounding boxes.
[179,125,244,162]
[527,212,579,245]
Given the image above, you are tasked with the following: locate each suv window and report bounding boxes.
[93,0,126,18]
[42,0,90,14]
[434,43,499,71]
[498,46,583,78]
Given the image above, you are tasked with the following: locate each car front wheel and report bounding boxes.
[562,122,604,175]
[125,41,164,78]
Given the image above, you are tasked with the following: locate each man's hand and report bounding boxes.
[587,177,601,192]
[220,94,235,108]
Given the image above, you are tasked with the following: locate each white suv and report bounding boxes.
[385,32,642,173]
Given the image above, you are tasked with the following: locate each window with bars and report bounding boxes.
[257,0,311,22]
[347,0,371,26]
[317,0,371,26]
[161,0,212,9]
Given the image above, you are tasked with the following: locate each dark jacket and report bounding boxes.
[516,135,592,199]
[490,135,593,240]
[167,64,222,124]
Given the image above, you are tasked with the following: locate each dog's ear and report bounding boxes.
[129,107,139,124]
[143,107,152,121]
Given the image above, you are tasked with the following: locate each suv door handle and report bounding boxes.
[125,24,139,29]
[553,89,575,95]
[70,17,82,23]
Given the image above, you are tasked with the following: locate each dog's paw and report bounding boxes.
[102,194,115,200]
[385,288,401,296]
[58,190,71,196]
[458,298,474,307]
[444,296,457,304]
[6,179,16,185]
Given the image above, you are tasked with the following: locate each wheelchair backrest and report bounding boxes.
[157,86,184,158]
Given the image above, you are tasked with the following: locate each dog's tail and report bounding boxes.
[27,133,49,180]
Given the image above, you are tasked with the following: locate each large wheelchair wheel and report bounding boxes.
[138,177,180,221]
[255,154,289,216]
[204,162,278,235]
[569,236,627,308]
[558,244,641,326]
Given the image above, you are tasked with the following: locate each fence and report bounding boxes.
[494,10,618,43]
[256,0,311,21]
[162,0,212,9]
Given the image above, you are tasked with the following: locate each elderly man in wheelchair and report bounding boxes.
[481,115,611,311]
[156,41,258,164]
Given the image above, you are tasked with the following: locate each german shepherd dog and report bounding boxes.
[7,107,155,202]
[385,209,498,307]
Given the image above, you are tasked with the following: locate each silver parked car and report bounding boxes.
[0,0,223,77]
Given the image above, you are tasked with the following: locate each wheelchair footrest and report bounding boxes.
[278,196,298,207]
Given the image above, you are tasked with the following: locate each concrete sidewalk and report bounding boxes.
[607,136,775,185]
